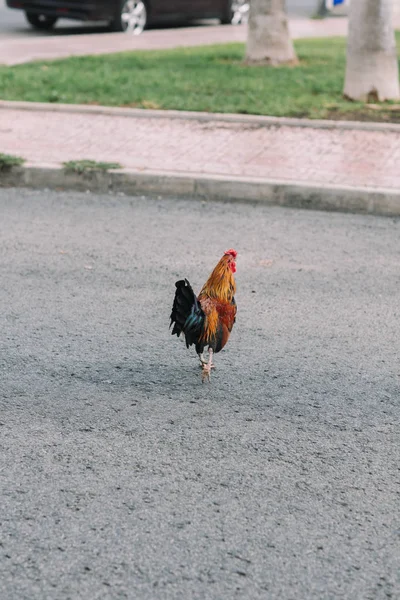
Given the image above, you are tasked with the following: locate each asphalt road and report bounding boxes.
[0,0,320,37]
[0,4,106,37]
[1,188,399,600]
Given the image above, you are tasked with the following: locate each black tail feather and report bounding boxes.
[170,279,205,348]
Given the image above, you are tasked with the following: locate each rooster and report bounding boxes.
[170,249,237,382]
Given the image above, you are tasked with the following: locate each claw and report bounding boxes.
[199,349,214,382]
[201,365,211,383]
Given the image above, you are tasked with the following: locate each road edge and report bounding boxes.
[1,165,399,216]
[1,100,400,133]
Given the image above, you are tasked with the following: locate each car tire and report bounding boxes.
[110,0,148,34]
[221,0,249,25]
[25,12,58,30]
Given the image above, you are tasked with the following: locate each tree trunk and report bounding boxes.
[316,0,328,17]
[245,0,298,66]
[344,0,400,101]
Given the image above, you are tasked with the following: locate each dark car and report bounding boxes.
[6,0,249,34]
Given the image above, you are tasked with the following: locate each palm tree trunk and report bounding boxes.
[344,0,400,101]
[316,0,328,17]
[245,0,298,66]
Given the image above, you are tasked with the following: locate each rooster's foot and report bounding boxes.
[201,365,212,383]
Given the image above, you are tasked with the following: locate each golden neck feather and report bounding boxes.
[200,257,236,302]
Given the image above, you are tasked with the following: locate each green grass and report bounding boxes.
[0,153,25,171]
[1,36,400,121]
[63,159,122,173]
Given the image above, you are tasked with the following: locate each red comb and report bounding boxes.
[224,249,237,258]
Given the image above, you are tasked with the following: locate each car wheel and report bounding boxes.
[110,0,148,34]
[221,0,249,25]
[25,12,58,30]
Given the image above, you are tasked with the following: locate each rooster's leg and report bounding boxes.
[201,348,214,383]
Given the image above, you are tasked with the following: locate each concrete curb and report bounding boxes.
[1,164,399,217]
[1,100,400,133]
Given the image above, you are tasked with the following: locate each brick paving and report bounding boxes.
[1,106,400,191]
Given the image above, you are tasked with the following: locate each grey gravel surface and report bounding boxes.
[1,188,399,600]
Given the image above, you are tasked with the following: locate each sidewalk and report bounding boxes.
[1,101,400,215]
[0,19,350,66]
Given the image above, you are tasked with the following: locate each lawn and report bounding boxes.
[1,36,400,122]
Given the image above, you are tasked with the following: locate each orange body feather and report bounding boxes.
[198,253,237,348]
